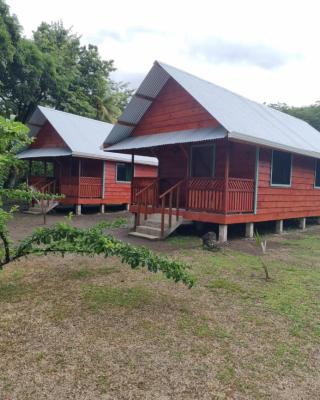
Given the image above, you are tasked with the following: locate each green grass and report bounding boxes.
[206,278,244,293]
[0,269,29,302]
[82,285,153,310]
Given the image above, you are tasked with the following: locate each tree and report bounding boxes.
[270,102,320,132]
[0,3,132,123]
[0,116,30,187]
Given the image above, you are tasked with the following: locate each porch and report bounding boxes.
[27,157,105,213]
[129,139,258,240]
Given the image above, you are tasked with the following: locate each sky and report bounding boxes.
[6,0,320,106]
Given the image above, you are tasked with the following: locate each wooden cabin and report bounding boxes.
[104,61,320,241]
[18,106,158,214]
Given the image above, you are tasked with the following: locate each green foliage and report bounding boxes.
[270,102,320,131]
[0,216,194,287]
[0,117,30,187]
[0,5,132,123]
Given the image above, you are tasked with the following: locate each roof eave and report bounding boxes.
[229,131,320,159]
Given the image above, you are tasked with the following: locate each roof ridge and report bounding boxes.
[38,105,113,127]
[156,61,307,126]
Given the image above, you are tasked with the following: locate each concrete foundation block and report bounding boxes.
[299,217,306,230]
[100,204,105,214]
[245,222,254,238]
[275,220,283,234]
[75,204,82,216]
[219,224,228,243]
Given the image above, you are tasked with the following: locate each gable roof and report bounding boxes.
[18,106,157,166]
[105,61,320,159]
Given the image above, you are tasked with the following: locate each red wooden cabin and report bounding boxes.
[104,61,320,241]
[18,106,158,214]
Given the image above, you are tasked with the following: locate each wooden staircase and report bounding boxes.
[130,178,186,240]
[130,212,184,240]
[25,179,60,215]
[25,199,59,215]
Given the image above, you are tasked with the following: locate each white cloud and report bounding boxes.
[6,0,320,105]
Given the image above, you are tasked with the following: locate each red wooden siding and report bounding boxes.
[31,122,67,149]
[134,164,158,178]
[132,78,220,136]
[104,161,157,205]
[257,149,320,217]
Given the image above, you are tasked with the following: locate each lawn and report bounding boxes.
[0,214,320,399]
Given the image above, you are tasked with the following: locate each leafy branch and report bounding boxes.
[0,218,195,287]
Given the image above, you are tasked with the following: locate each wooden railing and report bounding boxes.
[187,177,254,213]
[60,176,102,198]
[228,178,254,213]
[159,178,186,237]
[79,177,102,198]
[131,177,158,205]
[29,177,57,194]
[134,178,159,227]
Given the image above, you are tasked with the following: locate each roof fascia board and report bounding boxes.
[228,131,320,159]
[71,152,157,166]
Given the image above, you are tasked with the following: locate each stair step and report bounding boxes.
[128,231,160,240]
[136,225,162,236]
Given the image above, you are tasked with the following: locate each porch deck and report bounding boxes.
[131,176,255,238]
[29,175,103,203]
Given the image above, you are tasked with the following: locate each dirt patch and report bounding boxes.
[1,211,320,399]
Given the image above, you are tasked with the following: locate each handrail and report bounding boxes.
[134,178,159,227]
[39,179,56,194]
[135,178,159,198]
[160,178,186,237]
[159,178,187,199]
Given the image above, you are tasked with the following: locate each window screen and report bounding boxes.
[191,145,215,177]
[315,160,320,187]
[116,163,132,182]
[271,150,292,186]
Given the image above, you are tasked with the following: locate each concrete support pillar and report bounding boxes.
[75,204,82,216]
[299,217,306,230]
[245,222,254,238]
[275,220,283,234]
[126,203,130,211]
[100,204,105,214]
[219,224,228,243]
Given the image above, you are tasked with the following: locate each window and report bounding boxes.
[116,163,132,182]
[271,150,292,186]
[315,160,320,188]
[191,144,215,177]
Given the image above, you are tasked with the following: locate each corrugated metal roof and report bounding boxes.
[107,127,227,151]
[17,148,71,159]
[26,106,157,165]
[105,61,320,159]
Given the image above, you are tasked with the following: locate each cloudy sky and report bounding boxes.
[6,0,320,106]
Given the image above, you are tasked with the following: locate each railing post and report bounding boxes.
[223,142,230,214]
[144,190,148,220]
[169,191,172,228]
[161,197,165,238]
[176,185,180,221]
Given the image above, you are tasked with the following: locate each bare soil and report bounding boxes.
[1,210,319,399]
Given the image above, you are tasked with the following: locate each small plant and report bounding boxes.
[254,231,271,281]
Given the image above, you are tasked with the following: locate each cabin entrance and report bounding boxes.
[190,144,215,177]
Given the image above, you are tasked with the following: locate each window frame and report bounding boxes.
[116,162,132,183]
[270,150,292,187]
[314,159,320,189]
[190,143,216,178]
